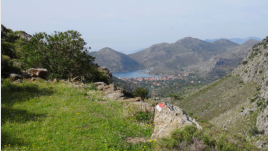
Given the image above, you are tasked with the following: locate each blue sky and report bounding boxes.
[1,0,268,54]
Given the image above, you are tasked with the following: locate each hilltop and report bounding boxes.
[89,47,143,72]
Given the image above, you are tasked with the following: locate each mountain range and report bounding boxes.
[204,37,262,44]
[89,37,260,79]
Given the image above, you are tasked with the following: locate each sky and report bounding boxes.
[1,0,268,54]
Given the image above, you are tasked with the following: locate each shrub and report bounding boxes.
[134,111,153,122]
[244,70,248,73]
[133,87,148,101]
[248,126,264,136]
[168,93,183,101]
[242,61,248,65]
[21,30,104,82]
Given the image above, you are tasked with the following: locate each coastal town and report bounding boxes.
[118,73,203,86]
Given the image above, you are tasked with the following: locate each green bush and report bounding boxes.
[242,61,248,65]
[134,111,153,122]
[133,87,148,101]
[244,70,248,73]
[21,30,103,82]
[248,126,264,136]
[158,125,252,150]
[263,43,267,49]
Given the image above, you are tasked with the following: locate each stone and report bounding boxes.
[151,102,202,139]
[102,84,117,95]
[105,90,125,100]
[26,68,48,79]
[98,67,113,83]
[14,79,22,83]
[9,73,21,81]
[94,82,107,90]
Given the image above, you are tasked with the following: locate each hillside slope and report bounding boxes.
[89,47,143,72]
[187,39,260,78]
[171,36,268,148]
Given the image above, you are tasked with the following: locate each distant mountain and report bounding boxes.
[187,39,260,78]
[88,47,143,72]
[126,48,146,54]
[128,37,240,76]
[204,37,262,44]
[90,37,259,78]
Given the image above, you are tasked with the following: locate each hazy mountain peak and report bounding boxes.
[212,39,239,45]
[175,37,203,43]
[241,39,260,45]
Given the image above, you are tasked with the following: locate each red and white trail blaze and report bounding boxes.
[156,103,165,111]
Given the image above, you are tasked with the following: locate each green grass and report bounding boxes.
[1,79,154,150]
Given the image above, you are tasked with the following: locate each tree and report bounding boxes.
[168,93,183,101]
[21,30,108,83]
[133,87,149,102]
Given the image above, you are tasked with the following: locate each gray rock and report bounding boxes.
[26,68,48,79]
[94,82,107,90]
[9,73,21,81]
[151,102,202,139]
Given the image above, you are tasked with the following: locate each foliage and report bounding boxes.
[158,125,256,151]
[134,111,154,123]
[242,61,248,65]
[168,93,183,101]
[248,126,264,136]
[21,30,102,81]
[133,87,149,101]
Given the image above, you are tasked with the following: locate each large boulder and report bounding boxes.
[102,84,117,95]
[98,67,112,83]
[26,68,48,79]
[151,102,202,139]
[94,82,107,90]
[102,84,125,100]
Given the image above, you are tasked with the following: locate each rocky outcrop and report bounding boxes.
[9,73,21,81]
[151,102,202,139]
[257,106,268,135]
[26,68,48,79]
[94,82,107,90]
[98,67,112,83]
[17,31,32,40]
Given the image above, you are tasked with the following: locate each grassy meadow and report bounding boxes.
[1,79,155,151]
